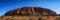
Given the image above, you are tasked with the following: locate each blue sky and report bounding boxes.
[0,0,60,16]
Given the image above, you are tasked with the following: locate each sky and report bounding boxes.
[0,0,60,16]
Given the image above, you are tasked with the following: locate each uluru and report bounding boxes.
[4,7,57,16]
[0,7,58,20]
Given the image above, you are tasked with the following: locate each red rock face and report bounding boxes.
[1,7,58,20]
[4,7,57,16]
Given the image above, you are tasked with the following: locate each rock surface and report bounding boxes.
[4,7,57,16]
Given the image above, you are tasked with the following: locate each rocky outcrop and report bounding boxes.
[4,7,57,16]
